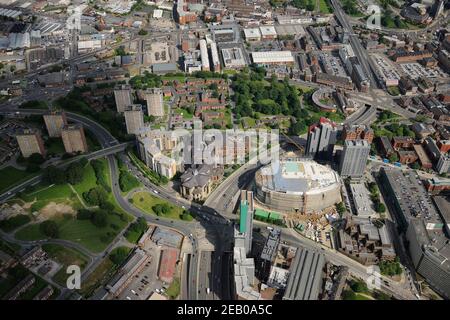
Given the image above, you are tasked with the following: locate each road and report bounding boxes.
[330,0,379,89]
[256,225,417,300]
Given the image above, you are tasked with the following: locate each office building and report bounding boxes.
[16,128,46,158]
[144,88,164,117]
[283,247,325,300]
[339,140,370,178]
[379,168,450,299]
[306,117,337,160]
[114,86,133,113]
[43,111,67,138]
[124,105,144,135]
[258,229,281,281]
[61,124,88,154]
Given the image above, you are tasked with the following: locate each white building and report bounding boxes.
[244,28,261,42]
[199,39,210,71]
[210,42,220,72]
[251,51,294,65]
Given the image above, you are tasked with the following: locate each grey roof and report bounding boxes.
[181,164,214,189]
[283,247,325,300]
[260,228,281,262]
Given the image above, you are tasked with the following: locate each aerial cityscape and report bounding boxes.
[0,0,449,305]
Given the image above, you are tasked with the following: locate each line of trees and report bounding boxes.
[42,158,87,185]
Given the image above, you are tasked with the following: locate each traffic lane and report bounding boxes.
[197,251,215,300]
[270,227,416,299]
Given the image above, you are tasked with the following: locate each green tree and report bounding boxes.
[138,29,148,36]
[342,289,356,300]
[375,202,386,213]
[43,166,66,184]
[83,187,108,206]
[388,153,399,163]
[77,209,93,220]
[39,220,59,238]
[28,153,45,164]
[91,209,108,228]
[109,247,130,265]
[66,162,85,185]
[152,203,171,216]
[350,279,368,293]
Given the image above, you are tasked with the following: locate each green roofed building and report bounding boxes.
[240,200,249,233]
[239,190,254,255]
[255,208,270,220]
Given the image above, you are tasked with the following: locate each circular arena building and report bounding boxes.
[255,160,342,214]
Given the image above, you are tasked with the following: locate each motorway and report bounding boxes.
[330,0,379,89]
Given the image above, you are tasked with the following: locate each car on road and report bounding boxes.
[153,190,159,194]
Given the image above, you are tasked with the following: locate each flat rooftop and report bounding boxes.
[259,160,340,194]
[349,183,375,217]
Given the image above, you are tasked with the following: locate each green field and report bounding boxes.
[16,210,129,253]
[72,162,98,198]
[42,243,89,286]
[174,107,194,119]
[166,277,180,299]
[78,257,116,298]
[124,229,142,244]
[19,182,80,213]
[15,158,132,253]
[0,214,31,233]
[131,191,184,220]
[0,166,35,194]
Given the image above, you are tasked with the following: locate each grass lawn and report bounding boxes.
[131,191,184,221]
[16,211,129,253]
[354,293,374,300]
[387,86,400,96]
[78,258,116,298]
[19,182,80,213]
[240,117,256,128]
[15,157,132,253]
[162,75,187,82]
[166,277,180,299]
[317,0,332,14]
[0,214,31,233]
[42,243,89,286]
[125,229,142,244]
[174,107,194,120]
[0,166,35,194]
[72,162,97,197]
[46,139,65,155]
[15,223,44,241]
[222,69,238,76]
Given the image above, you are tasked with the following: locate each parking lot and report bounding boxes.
[399,63,444,80]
